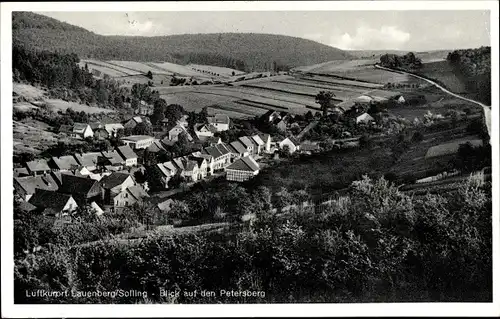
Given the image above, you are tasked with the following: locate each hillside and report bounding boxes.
[13,12,353,72]
[349,49,451,63]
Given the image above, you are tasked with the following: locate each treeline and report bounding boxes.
[14,175,491,303]
[175,52,247,72]
[379,52,423,70]
[13,12,351,72]
[447,47,491,105]
[13,44,130,109]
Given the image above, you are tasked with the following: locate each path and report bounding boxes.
[375,64,492,139]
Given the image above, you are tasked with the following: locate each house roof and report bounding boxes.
[356,113,375,121]
[251,135,265,146]
[227,156,259,172]
[28,189,74,212]
[75,152,101,168]
[207,114,230,125]
[117,145,138,160]
[184,160,198,171]
[15,175,59,195]
[203,145,223,159]
[14,167,29,177]
[281,137,300,146]
[156,163,172,177]
[206,136,221,145]
[100,172,132,190]
[189,156,206,167]
[104,123,124,134]
[26,159,50,172]
[173,157,185,170]
[61,174,99,197]
[59,124,72,133]
[51,155,79,171]
[238,136,254,148]
[336,100,357,112]
[163,161,178,173]
[147,140,165,153]
[89,201,104,215]
[73,123,89,133]
[192,153,213,162]
[127,185,149,200]
[121,135,154,142]
[101,151,124,165]
[157,198,174,212]
[230,141,247,154]
[94,128,109,136]
[195,123,218,134]
[18,201,38,212]
[258,133,270,142]
[215,143,232,155]
[89,122,101,130]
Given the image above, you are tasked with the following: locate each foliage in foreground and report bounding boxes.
[14,175,491,303]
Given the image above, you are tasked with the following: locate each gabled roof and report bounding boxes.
[258,133,270,142]
[157,198,174,212]
[189,156,206,167]
[163,161,178,173]
[227,156,259,172]
[73,123,90,133]
[117,145,138,160]
[104,123,124,134]
[100,172,132,190]
[238,136,254,149]
[51,155,79,171]
[251,135,265,146]
[61,174,99,197]
[101,150,124,165]
[147,140,165,153]
[184,160,198,171]
[156,163,172,177]
[94,128,109,136]
[126,185,149,200]
[206,136,222,145]
[203,145,223,159]
[215,143,231,155]
[169,124,193,141]
[192,153,214,162]
[207,114,230,125]
[26,159,50,172]
[356,113,375,121]
[28,189,74,212]
[173,157,185,170]
[281,136,300,146]
[15,175,59,195]
[230,141,247,154]
[89,122,101,130]
[75,152,101,168]
[195,123,218,134]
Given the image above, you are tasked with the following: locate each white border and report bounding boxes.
[1,1,499,318]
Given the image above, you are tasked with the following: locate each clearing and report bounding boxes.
[45,99,115,114]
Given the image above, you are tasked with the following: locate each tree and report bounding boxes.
[168,174,186,189]
[151,99,167,125]
[165,104,185,124]
[146,70,153,80]
[315,91,335,117]
[144,166,164,191]
[134,121,153,136]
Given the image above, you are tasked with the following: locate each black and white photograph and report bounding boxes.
[1,1,498,317]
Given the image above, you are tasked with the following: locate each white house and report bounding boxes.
[279,137,301,154]
[71,123,94,139]
[356,113,375,124]
[194,123,217,139]
[207,114,230,132]
[117,145,138,166]
[226,156,260,182]
[120,135,155,149]
[258,133,272,153]
[28,189,78,217]
[168,124,193,142]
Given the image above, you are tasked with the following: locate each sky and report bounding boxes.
[38,11,491,51]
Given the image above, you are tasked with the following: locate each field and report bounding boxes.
[293,59,377,73]
[187,64,245,77]
[415,61,467,94]
[13,83,47,100]
[79,60,141,77]
[13,119,73,154]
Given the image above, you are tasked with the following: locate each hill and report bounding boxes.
[13,12,353,72]
[348,49,451,63]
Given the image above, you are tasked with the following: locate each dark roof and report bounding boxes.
[61,174,99,197]
[230,141,247,154]
[117,145,138,160]
[101,151,124,165]
[28,189,73,212]
[204,145,223,158]
[75,152,101,167]
[215,143,231,155]
[15,175,59,194]
[207,114,230,125]
[238,136,254,148]
[51,155,79,171]
[227,156,259,172]
[127,185,149,200]
[26,159,50,172]
[258,133,270,142]
[100,172,132,190]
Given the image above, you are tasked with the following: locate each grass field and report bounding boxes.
[415,61,467,94]
[13,83,47,100]
[149,62,211,78]
[80,60,141,76]
[187,64,245,77]
[13,119,74,154]
[293,59,377,73]
[304,75,383,89]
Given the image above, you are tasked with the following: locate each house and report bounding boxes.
[279,137,301,154]
[99,151,125,170]
[147,140,166,153]
[258,133,272,153]
[28,189,78,217]
[14,167,29,178]
[94,128,110,140]
[226,156,260,182]
[205,136,222,146]
[26,159,51,176]
[168,124,193,142]
[59,174,102,205]
[71,123,94,139]
[207,114,230,132]
[112,185,149,209]
[48,156,79,172]
[88,201,105,216]
[229,140,249,158]
[238,136,255,155]
[123,116,151,131]
[155,162,178,189]
[189,156,209,180]
[299,142,321,154]
[261,110,282,123]
[172,157,200,182]
[14,175,59,202]
[191,153,214,175]
[202,143,232,171]
[104,123,125,137]
[397,96,406,103]
[251,135,265,155]
[117,145,138,166]
[99,172,136,205]
[336,100,357,113]
[121,135,155,150]
[276,118,288,132]
[194,123,218,139]
[177,115,189,128]
[75,152,101,172]
[135,101,154,116]
[356,113,375,124]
